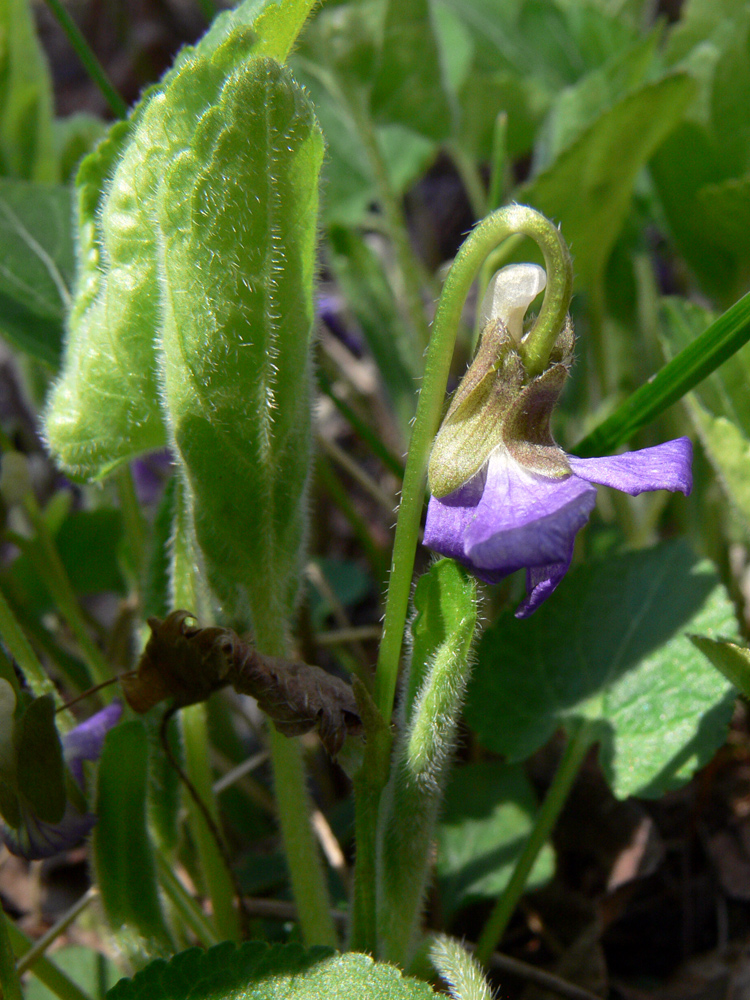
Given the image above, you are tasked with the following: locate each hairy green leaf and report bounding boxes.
[465,542,736,799]
[378,559,477,966]
[106,942,436,999]
[45,0,318,479]
[158,58,323,627]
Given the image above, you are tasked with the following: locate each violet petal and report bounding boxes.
[63,701,122,787]
[462,452,597,575]
[568,438,693,496]
[3,802,96,860]
[515,540,575,619]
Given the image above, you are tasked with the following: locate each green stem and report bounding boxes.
[446,141,487,221]
[487,112,509,213]
[16,891,95,976]
[171,488,241,943]
[179,705,241,942]
[376,567,477,968]
[0,587,36,698]
[267,728,338,947]
[350,682,392,954]
[115,464,148,589]
[373,205,573,725]
[23,494,111,688]
[6,921,93,1000]
[157,835,221,947]
[350,98,432,352]
[0,906,23,1000]
[42,0,127,118]
[252,615,338,949]
[475,722,596,965]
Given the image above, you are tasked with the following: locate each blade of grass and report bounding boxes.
[573,290,750,457]
[42,0,127,118]
[6,920,93,1000]
[317,370,405,479]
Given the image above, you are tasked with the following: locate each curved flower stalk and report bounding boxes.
[0,691,122,860]
[425,264,693,617]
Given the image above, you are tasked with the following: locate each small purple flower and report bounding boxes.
[424,439,693,618]
[424,263,693,617]
[62,701,123,787]
[3,701,122,860]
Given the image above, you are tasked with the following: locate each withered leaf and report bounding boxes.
[122,611,362,756]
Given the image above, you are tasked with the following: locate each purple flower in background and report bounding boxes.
[424,263,693,617]
[2,701,122,860]
[61,701,123,787]
[425,439,692,618]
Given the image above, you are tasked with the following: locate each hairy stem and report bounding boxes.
[170,491,241,942]
[268,728,338,947]
[252,616,338,949]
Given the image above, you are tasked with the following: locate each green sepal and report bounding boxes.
[428,317,573,498]
[428,320,524,497]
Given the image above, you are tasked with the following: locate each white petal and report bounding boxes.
[477,263,547,341]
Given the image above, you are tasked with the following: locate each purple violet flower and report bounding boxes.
[424,439,693,618]
[424,263,693,617]
[2,701,122,860]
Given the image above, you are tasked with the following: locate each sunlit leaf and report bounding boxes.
[466,542,736,799]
